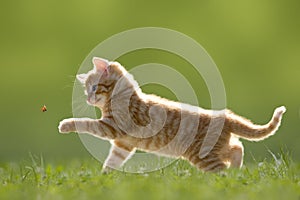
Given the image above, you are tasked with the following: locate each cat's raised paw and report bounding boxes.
[58,119,76,134]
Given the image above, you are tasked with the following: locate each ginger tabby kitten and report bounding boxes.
[58,57,286,173]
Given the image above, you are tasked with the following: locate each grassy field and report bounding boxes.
[0,152,299,200]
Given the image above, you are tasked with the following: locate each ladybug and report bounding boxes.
[41,105,47,112]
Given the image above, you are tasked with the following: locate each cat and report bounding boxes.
[58,57,286,173]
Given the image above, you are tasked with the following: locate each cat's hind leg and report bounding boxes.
[102,141,135,173]
[187,150,227,172]
[199,156,227,172]
[220,137,244,168]
[228,144,244,168]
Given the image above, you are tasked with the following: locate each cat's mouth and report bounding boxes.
[87,96,103,106]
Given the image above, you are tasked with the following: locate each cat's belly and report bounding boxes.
[134,113,200,158]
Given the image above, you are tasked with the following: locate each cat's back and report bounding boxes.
[143,93,207,115]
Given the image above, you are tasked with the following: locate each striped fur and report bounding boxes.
[58,57,286,173]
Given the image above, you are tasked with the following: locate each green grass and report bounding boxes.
[0,152,299,200]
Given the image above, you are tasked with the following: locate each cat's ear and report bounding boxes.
[92,57,110,74]
[76,73,87,84]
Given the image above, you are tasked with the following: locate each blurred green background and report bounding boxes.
[0,0,299,162]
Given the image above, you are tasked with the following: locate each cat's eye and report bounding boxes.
[92,84,98,92]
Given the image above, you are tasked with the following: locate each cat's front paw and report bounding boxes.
[58,119,76,134]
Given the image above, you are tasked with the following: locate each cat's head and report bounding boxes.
[76,57,135,108]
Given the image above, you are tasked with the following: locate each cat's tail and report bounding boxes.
[228,106,286,141]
